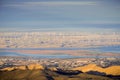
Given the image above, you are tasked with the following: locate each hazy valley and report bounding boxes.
[0,32,120,80]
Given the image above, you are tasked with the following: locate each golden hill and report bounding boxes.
[1,64,44,71]
[0,69,114,80]
[73,64,120,75]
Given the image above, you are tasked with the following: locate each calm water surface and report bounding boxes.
[0,45,120,58]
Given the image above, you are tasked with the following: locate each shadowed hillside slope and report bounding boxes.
[0,64,120,80]
[0,69,115,80]
[73,64,120,75]
[1,63,44,71]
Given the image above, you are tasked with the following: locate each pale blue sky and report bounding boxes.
[0,0,120,32]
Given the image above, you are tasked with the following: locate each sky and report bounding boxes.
[0,0,120,32]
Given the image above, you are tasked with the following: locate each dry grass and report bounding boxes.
[73,64,120,75]
[0,69,114,80]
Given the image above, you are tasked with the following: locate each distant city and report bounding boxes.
[0,32,120,48]
[0,56,120,70]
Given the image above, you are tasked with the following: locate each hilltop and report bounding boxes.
[0,63,120,80]
[0,68,115,80]
[1,63,44,71]
[73,64,120,76]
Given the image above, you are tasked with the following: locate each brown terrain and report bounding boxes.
[0,63,120,80]
[1,64,44,71]
[73,64,120,76]
[1,63,120,76]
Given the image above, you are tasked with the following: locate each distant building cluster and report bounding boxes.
[0,56,120,70]
[0,32,120,48]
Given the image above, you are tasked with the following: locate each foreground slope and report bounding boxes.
[0,64,120,80]
[0,69,114,80]
[73,64,120,75]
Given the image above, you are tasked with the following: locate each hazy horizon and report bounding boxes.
[0,0,120,32]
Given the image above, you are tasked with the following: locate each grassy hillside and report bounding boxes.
[0,63,120,80]
[0,70,47,80]
[0,69,116,80]
[73,64,120,75]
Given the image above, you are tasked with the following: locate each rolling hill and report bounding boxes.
[0,64,120,80]
[73,64,120,76]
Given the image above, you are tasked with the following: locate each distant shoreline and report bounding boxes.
[0,45,120,53]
